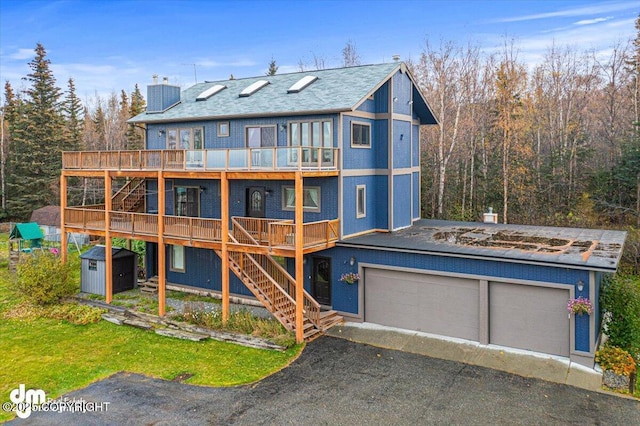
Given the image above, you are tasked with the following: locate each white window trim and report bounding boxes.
[217,121,230,137]
[356,185,366,218]
[281,185,321,213]
[351,121,371,148]
[170,245,185,273]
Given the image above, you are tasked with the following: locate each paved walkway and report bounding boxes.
[327,322,604,391]
[9,337,639,425]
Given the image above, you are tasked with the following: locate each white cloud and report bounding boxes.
[9,48,35,60]
[491,1,639,23]
[574,17,612,26]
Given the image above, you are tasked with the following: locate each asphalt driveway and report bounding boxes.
[9,336,640,425]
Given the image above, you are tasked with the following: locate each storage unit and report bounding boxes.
[80,246,137,296]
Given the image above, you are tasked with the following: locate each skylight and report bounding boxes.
[196,84,226,101]
[287,75,318,93]
[239,80,270,97]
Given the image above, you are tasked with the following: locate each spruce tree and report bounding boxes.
[63,78,83,151]
[126,84,146,149]
[6,43,66,220]
[267,58,279,76]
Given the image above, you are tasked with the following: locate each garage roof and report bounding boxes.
[338,219,627,272]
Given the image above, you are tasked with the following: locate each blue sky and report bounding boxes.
[0,0,638,102]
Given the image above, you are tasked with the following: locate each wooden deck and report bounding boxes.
[64,208,339,254]
[62,147,339,173]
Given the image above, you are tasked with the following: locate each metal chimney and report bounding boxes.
[152,74,158,84]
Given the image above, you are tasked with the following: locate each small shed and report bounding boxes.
[80,245,137,296]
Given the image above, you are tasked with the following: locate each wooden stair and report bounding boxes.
[220,220,342,341]
[139,276,158,294]
[113,178,146,212]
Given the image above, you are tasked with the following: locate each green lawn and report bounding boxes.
[0,264,302,423]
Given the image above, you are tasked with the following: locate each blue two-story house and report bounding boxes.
[60,62,625,368]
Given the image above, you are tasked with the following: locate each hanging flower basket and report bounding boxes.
[567,297,594,315]
[339,272,360,285]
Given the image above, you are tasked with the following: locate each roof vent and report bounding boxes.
[287,75,318,93]
[239,80,269,97]
[483,207,498,224]
[392,54,401,62]
[196,84,227,101]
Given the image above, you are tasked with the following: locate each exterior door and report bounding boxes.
[312,256,331,306]
[246,187,266,218]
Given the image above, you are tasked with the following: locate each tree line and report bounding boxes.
[411,20,640,232]
[1,43,145,220]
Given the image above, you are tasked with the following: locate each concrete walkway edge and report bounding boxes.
[326,322,603,391]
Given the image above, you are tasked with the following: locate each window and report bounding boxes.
[239,80,270,97]
[287,75,318,93]
[167,127,203,150]
[282,186,321,212]
[351,122,371,147]
[88,259,97,271]
[170,245,185,272]
[174,186,200,217]
[356,185,366,218]
[196,84,226,101]
[246,125,276,147]
[217,122,229,137]
[289,120,332,147]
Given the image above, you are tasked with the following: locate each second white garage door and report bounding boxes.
[364,268,479,341]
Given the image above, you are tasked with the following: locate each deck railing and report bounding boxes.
[110,212,159,236]
[64,208,337,249]
[63,147,339,172]
[164,216,222,241]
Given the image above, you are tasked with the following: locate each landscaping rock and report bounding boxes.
[155,328,209,341]
[603,370,630,390]
[102,313,125,325]
[123,318,154,330]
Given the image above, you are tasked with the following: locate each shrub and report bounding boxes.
[178,305,295,347]
[600,275,640,358]
[596,346,637,377]
[2,301,105,324]
[16,251,77,305]
[45,303,106,324]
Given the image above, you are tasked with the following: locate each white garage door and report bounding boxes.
[489,282,570,357]
[364,268,479,341]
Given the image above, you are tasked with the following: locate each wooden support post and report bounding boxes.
[295,171,304,343]
[221,172,230,323]
[60,171,68,264]
[104,171,113,304]
[157,171,166,316]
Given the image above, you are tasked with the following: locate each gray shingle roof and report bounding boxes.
[130,63,436,124]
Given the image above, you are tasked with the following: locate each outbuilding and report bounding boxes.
[80,245,137,296]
